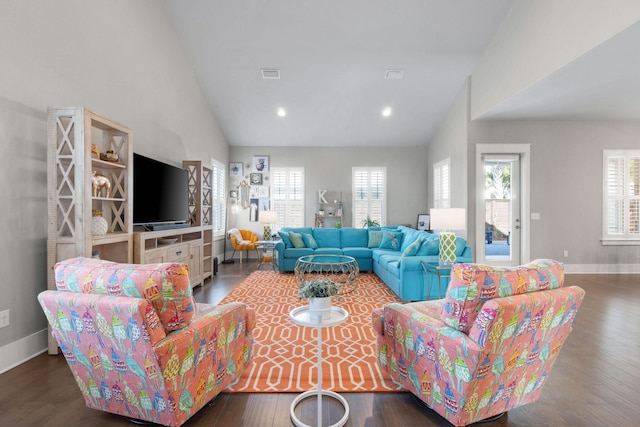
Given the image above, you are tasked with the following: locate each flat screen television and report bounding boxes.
[133,153,189,227]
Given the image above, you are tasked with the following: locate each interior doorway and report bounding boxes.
[475,144,530,266]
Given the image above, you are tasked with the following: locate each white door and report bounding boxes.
[476,144,530,266]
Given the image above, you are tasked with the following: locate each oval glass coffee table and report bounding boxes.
[294,254,359,295]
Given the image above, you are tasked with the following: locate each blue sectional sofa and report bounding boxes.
[274,225,472,301]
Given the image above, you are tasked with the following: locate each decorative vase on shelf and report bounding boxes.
[308,296,332,321]
[91,209,108,236]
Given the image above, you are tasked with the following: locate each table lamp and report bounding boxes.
[259,210,279,240]
[430,208,465,265]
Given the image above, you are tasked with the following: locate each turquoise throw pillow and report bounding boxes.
[401,237,424,257]
[301,233,319,249]
[455,236,466,256]
[379,231,403,250]
[289,232,306,248]
[278,231,293,248]
[416,236,439,256]
[368,230,383,248]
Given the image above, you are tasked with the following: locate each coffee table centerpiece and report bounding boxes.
[294,254,359,295]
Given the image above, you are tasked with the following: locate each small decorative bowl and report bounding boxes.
[100,151,119,163]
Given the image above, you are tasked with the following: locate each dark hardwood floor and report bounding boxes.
[1,261,638,426]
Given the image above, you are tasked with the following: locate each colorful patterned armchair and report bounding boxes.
[38,257,255,427]
[372,259,584,426]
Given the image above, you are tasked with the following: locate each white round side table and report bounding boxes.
[289,306,349,427]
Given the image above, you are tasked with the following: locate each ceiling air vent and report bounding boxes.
[385,69,405,80]
[261,69,281,79]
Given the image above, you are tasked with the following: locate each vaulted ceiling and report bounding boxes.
[162,1,640,147]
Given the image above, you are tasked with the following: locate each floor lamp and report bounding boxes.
[221,193,241,264]
[430,208,466,265]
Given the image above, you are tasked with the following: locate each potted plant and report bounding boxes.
[362,216,380,228]
[299,278,341,319]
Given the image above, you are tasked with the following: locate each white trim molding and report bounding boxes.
[564,264,640,274]
[0,329,48,375]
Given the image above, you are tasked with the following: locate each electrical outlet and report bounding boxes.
[563,250,569,258]
[0,309,9,328]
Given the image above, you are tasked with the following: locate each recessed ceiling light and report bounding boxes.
[385,69,405,80]
[382,107,392,117]
[277,107,286,117]
[261,69,281,79]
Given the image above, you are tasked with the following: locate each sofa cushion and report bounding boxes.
[341,228,368,247]
[301,233,319,249]
[378,254,400,269]
[313,228,341,247]
[289,232,306,248]
[368,230,383,248]
[398,226,422,252]
[379,231,403,250]
[284,247,314,258]
[278,231,293,248]
[401,237,424,257]
[416,235,439,256]
[441,259,565,333]
[315,247,343,255]
[343,247,372,258]
[372,248,397,262]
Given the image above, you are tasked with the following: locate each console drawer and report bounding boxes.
[166,243,190,262]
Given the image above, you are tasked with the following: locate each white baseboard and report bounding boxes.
[564,264,640,274]
[0,328,47,375]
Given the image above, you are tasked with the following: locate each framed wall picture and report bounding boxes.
[417,214,430,231]
[252,155,269,172]
[229,162,243,177]
[258,186,269,198]
[250,173,262,185]
[249,199,259,222]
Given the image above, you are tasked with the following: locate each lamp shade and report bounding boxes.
[430,208,466,231]
[259,210,278,224]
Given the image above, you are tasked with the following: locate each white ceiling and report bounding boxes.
[161,1,640,148]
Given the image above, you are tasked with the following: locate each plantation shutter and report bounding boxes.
[353,167,386,227]
[603,150,640,241]
[434,158,450,209]
[212,161,225,235]
[272,167,304,228]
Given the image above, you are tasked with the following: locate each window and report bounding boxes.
[433,158,450,208]
[211,160,225,237]
[271,167,305,228]
[353,167,386,227]
[603,150,640,244]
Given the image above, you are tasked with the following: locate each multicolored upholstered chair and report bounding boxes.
[38,257,255,427]
[372,259,584,426]
[228,228,259,263]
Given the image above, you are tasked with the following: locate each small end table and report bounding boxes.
[420,262,451,300]
[256,240,277,271]
[289,305,350,427]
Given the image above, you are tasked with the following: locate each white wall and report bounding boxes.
[426,79,470,237]
[469,119,640,272]
[226,146,429,248]
[0,0,228,370]
[471,0,640,119]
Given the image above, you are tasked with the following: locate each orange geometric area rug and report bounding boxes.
[219,271,404,393]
